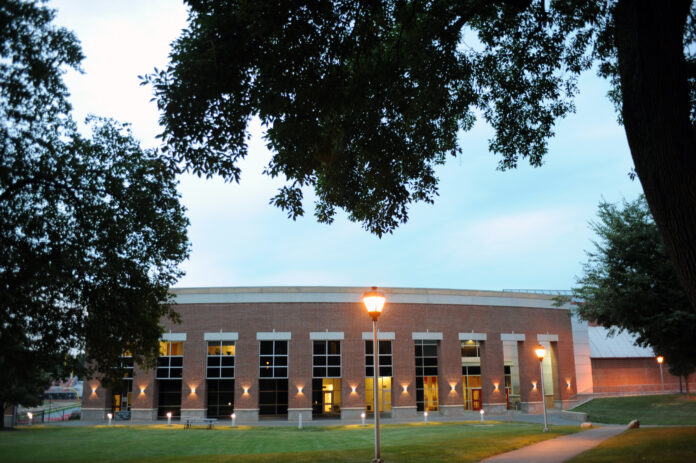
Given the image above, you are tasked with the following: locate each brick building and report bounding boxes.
[82,286,584,422]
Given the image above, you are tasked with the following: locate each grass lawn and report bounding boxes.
[571,394,696,425]
[565,426,696,463]
[0,421,580,463]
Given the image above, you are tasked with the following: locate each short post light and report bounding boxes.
[657,356,665,392]
[363,287,386,463]
[535,345,549,432]
[480,409,485,423]
[231,412,236,427]
[361,412,366,427]
[166,411,172,427]
[424,411,428,424]
[107,413,113,425]
[27,411,33,426]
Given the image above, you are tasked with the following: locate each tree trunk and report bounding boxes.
[614,0,696,310]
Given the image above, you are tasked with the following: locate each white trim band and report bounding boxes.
[362,331,395,340]
[538,334,559,342]
[162,332,187,342]
[310,331,344,340]
[412,332,443,340]
[257,331,292,341]
[204,332,238,341]
[459,332,487,341]
[501,333,526,341]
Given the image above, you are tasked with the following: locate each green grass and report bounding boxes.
[572,394,696,425]
[566,427,696,463]
[0,421,579,463]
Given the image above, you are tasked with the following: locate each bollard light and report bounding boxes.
[480,409,485,423]
[298,412,303,430]
[27,411,33,425]
[361,412,366,427]
[231,413,236,428]
[424,411,429,424]
[166,411,172,427]
[107,413,113,425]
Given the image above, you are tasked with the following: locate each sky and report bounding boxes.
[51,0,644,292]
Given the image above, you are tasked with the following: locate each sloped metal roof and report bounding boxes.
[589,326,655,358]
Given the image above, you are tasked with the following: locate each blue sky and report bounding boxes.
[51,0,644,291]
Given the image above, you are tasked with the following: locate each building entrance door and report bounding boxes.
[472,389,482,410]
[323,391,334,413]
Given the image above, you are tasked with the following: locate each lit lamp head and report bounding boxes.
[363,287,386,321]
[657,355,664,364]
[535,345,546,362]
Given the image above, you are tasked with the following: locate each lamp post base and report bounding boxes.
[372,458,385,463]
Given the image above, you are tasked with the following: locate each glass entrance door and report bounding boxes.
[365,377,392,413]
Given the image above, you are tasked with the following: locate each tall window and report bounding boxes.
[312,341,342,416]
[365,340,392,377]
[259,340,288,378]
[365,340,392,413]
[207,341,235,379]
[259,340,289,416]
[111,353,133,413]
[157,341,183,418]
[415,340,439,412]
[461,340,482,411]
[157,341,183,379]
[312,340,341,378]
[207,341,235,418]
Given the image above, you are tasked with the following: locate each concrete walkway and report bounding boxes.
[480,424,626,463]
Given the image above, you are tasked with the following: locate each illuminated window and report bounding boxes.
[207,341,235,379]
[157,341,183,379]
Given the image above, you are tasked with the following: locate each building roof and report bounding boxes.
[170,286,570,310]
[588,326,655,358]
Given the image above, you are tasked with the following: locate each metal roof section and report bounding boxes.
[588,326,655,358]
[170,286,571,310]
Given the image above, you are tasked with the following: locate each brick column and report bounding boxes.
[555,339,578,409]
[181,337,206,420]
[288,333,312,421]
[481,336,506,413]
[130,365,157,421]
[519,338,544,414]
[81,375,111,421]
[439,334,465,416]
[392,331,416,418]
[340,335,365,419]
[233,332,259,422]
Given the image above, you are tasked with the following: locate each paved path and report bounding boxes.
[480,425,626,463]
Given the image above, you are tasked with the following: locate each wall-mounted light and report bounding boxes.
[494,383,499,391]
[190,385,197,395]
[351,386,357,394]
[451,384,457,392]
[566,380,572,389]
[532,381,537,390]
[403,385,408,393]
[297,386,304,394]
[91,387,97,396]
[243,386,250,395]
[140,385,147,395]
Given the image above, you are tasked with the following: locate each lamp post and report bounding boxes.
[657,356,665,392]
[363,287,386,463]
[534,345,549,432]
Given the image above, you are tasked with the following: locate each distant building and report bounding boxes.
[79,286,682,423]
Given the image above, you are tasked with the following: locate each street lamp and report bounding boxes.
[534,345,549,432]
[657,356,665,392]
[363,287,386,463]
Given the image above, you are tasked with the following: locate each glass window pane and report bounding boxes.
[274,341,288,355]
[328,341,340,355]
[328,367,341,377]
[208,342,221,356]
[313,356,326,366]
[159,342,168,356]
[313,341,326,355]
[260,356,273,368]
[327,356,340,366]
[170,342,184,356]
[170,357,183,367]
[274,356,287,366]
[313,367,325,378]
[207,357,220,367]
[221,368,235,378]
[207,368,219,378]
[378,341,391,354]
[365,341,373,355]
[275,367,288,378]
[260,341,273,355]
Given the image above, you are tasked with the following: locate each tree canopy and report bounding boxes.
[145,0,696,309]
[0,0,189,417]
[571,196,695,385]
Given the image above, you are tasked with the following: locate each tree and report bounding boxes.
[143,0,696,309]
[0,0,189,422]
[570,196,695,392]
